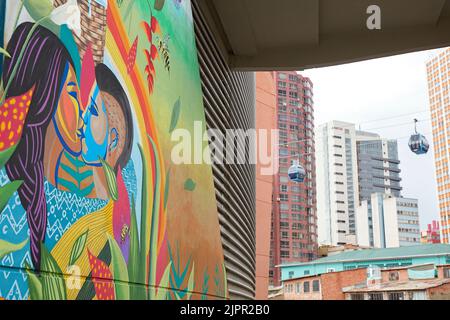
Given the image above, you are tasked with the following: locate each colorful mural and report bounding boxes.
[0,0,227,300]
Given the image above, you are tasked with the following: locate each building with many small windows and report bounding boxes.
[427,48,450,244]
[357,194,420,248]
[270,71,317,286]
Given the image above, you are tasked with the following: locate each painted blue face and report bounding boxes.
[80,85,109,165]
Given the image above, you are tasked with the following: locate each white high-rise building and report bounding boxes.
[316,120,412,248]
[356,193,420,248]
[316,121,359,246]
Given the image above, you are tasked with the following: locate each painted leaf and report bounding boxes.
[155,262,172,300]
[25,267,42,300]
[137,144,149,292]
[127,36,139,74]
[0,180,23,214]
[40,242,67,300]
[107,234,130,300]
[146,134,163,300]
[68,229,89,266]
[154,0,165,11]
[99,158,118,201]
[87,249,115,300]
[0,238,28,260]
[112,168,131,263]
[142,22,152,43]
[75,242,111,300]
[184,179,196,191]
[0,87,34,152]
[23,0,53,21]
[0,144,17,169]
[0,47,10,58]
[128,196,145,299]
[186,263,195,300]
[164,168,170,210]
[169,97,181,133]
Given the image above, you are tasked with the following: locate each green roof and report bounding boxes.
[280,244,450,268]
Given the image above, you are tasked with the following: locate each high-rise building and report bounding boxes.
[356,193,420,248]
[356,134,402,201]
[427,48,450,244]
[270,71,317,286]
[316,121,404,247]
[421,220,441,244]
[316,121,359,246]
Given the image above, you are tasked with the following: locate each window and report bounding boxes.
[312,280,320,292]
[281,250,290,258]
[280,222,289,229]
[327,268,335,273]
[288,271,294,279]
[444,268,450,278]
[388,292,404,300]
[350,293,365,300]
[304,270,310,276]
[280,185,288,192]
[389,271,399,281]
[303,281,310,293]
[296,283,301,294]
[369,293,384,300]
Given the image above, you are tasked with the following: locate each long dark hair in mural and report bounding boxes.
[3,22,75,270]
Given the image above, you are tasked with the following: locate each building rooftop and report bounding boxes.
[343,279,450,293]
[279,244,450,268]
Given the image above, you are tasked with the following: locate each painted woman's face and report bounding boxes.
[80,83,109,165]
[54,63,84,156]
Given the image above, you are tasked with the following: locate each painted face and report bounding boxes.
[53,63,83,156]
[102,91,126,168]
[80,83,109,165]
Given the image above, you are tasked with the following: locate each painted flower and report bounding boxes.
[23,0,81,37]
[0,88,34,152]
[50,0,82,37]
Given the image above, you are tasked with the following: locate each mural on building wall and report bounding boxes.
[0,0,227,300]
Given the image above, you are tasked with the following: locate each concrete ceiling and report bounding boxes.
[196,0,450,70]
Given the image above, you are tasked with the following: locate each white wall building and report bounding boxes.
[317,120,412,248]
[356,193,420,248]
[316,121,359,246]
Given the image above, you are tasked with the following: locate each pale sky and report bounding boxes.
[301,48,446,230]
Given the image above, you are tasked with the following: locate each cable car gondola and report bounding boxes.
[288,160,306,183]
[408,118,429,155]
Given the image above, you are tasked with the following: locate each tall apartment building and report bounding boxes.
[427,48,450,244]
[356,134,402,201]
[316,121,404,246]
[316,121,359,246]
[356,194,420,248]
[271,71,317,286]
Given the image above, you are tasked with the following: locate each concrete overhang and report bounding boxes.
[196,0,450,71]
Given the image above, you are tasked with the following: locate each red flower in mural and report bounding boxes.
[141,11,162,95]
[0,87,34,152]
[87,249,115,300]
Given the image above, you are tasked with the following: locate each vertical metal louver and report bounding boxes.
[192,1,257,300]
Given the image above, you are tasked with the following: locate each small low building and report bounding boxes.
[343,278,450,300]
[279,244,450,281]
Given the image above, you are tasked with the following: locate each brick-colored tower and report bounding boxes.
[270,71,318,286]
